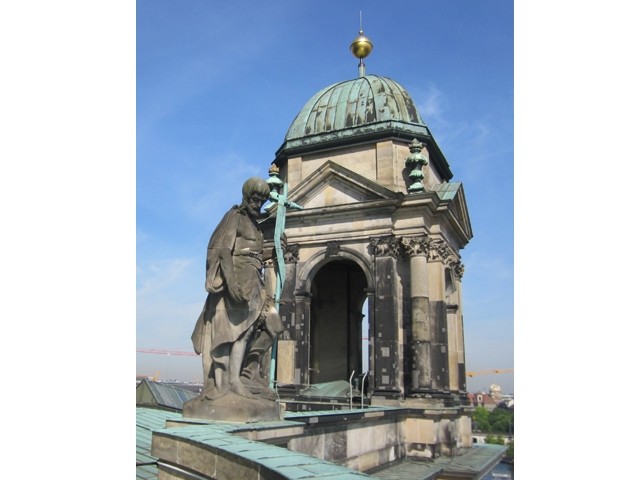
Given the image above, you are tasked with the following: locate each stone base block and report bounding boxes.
[182,392,282,423]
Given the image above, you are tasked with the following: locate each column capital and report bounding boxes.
[400,235,430,256]
[427,239,453,263]
[451,260,465,280]
[284,243,300,263]
[369,235,402,257]
[294,289,312,300]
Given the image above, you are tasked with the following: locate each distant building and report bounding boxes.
[467,392,498,411]
[489,384,503,403]
[136,379,199,412]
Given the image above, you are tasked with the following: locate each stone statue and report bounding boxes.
[183,177,284,422]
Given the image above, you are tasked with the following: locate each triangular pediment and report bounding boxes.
[286,160,398,209]
[433,182,473,240]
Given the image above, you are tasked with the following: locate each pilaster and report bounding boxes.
[369,236,402,398]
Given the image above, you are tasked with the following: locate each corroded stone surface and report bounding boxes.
[182,392,281,423]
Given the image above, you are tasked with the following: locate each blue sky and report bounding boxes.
[136,0,514,394]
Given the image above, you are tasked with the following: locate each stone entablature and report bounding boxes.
[279,138,449,196]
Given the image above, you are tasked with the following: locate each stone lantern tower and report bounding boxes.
[261,33,473,406]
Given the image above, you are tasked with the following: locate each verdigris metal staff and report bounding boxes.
[266,164,302,390]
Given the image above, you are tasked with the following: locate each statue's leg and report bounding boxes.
[242,330,272,383]
[229,327,254,397]
[202,321,213,389]
[209,344,231,398]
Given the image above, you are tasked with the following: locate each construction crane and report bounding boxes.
[466,368,513,377]
[137,349,201,383]
[137,348,199,357]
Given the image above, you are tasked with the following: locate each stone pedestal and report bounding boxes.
[182,392,282,423]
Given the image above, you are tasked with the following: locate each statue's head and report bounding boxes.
[240,177,270,217]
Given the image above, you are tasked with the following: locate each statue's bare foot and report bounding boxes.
[202,383,227,400]
[230,380,255,399]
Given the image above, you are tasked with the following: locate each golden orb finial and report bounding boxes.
[350,30,373,60]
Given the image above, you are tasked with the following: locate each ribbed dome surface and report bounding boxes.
[285,75,425,141]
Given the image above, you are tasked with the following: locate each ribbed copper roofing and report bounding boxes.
[285,75,425,141]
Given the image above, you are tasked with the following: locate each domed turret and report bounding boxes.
[283,75,425,142]
[275,74,451,180]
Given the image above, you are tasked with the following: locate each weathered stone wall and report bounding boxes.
[152,408,474,479]
[288,417,402,472]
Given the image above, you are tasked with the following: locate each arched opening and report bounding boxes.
[309,259,368,385]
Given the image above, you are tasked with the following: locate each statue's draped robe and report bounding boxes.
[191,206,268,395]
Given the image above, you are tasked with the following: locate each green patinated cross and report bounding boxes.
[266,165,302,389]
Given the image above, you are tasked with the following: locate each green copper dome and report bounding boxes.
[284,75,425,141]
[275,74,452,180]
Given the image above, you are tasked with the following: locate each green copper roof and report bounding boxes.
[275,74,453,181]
[285,75,424,141]
[432,181,462,201]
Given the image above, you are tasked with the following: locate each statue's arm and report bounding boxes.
[203,209,247,303]
[217,247,247,304]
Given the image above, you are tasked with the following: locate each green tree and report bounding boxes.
[489,407,514,434]
[472,406,491,432]
[485,435,504,445]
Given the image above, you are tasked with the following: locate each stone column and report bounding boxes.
[402,236,432,393]
[453,262,466,391]
[274,245,300,388]
[369,236,402,399]
[446,303,460,391]
[363,287,376,394]
[427,240,451,391]
[294,291,312,387]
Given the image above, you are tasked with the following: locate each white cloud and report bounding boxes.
[414,84,450,133]
[137,257,195,297]
[412,84,507,183]
[181,153,264,223]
